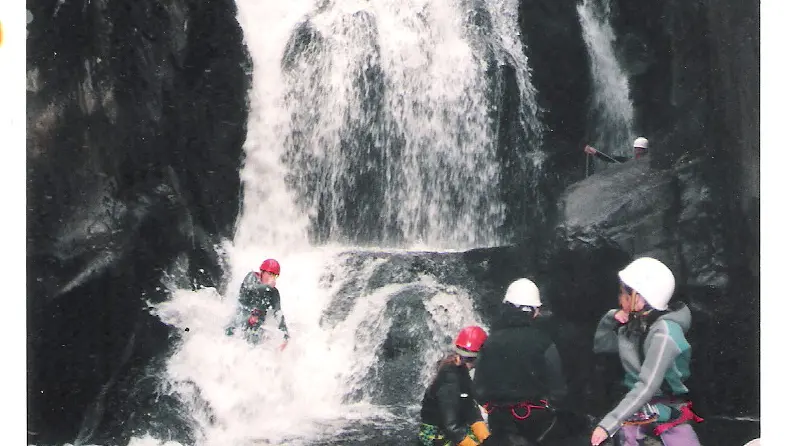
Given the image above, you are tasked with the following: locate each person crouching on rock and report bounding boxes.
[590,257,703,446]
[419,326,491,446]
[226,258,289,350]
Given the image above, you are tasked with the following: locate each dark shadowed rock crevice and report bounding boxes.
[26,0,250,444]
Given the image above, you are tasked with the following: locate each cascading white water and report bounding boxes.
[129,1,539,444]
[234,0,542,250]
[577,0,635,158]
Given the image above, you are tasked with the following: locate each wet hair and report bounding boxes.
[435,351,461,371]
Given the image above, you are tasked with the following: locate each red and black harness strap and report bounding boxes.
[622,396,705,434]
[652,401,704,436]
[482,400,550,420]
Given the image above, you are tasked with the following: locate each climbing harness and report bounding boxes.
[482,400,550,420]
[652,401,704,436]
[622,399,704,434]
[622,403,660,426]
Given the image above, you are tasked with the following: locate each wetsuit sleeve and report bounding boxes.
[543,343,568,403]
[435,367,469,444]
[593,152,629,163]
[597,321,684,435]
[238,272,258,307]
[593,309,620,354]
[272,294,290,340]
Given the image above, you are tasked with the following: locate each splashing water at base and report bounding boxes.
[139,248,486,445]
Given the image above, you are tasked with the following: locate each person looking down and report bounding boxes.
[419,326,492,446]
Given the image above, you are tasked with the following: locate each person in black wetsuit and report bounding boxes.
[226,258,289,348]
[419,326,492,446]
[473,278,581,446]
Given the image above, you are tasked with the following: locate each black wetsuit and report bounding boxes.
[420,361,484,445]
[473,304,569,445]
[227,271,289,343]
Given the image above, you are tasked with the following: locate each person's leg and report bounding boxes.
[659,424,701,446]
[538,409,594,445]
[488,410,520,435]
[618,425,646,446]
[480,433,535,446]
[486,410,539,445]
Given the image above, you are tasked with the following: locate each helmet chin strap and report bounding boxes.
[626,290,655,337]
[628,289,650,315]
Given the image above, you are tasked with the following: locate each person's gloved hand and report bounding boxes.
[471,421,490,441]
[457,436,478,446]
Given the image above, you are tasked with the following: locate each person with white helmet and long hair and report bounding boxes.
[473,278,575,445]
[590,257,704,446]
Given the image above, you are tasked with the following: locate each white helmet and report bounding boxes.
[633,137,649,149]
[618,257,675,310]
[504,278,542,308]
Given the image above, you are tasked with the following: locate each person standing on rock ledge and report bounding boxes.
[584,136,650,164]
[473,278,584,445]
[418,326,492,446]
[225,258,289,349]
[590,257,703,446]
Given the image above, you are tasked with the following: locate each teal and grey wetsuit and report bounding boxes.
[593,302,695,436]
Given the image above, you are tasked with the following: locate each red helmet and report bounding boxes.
[454,326,487,357]
[259,258,281,275]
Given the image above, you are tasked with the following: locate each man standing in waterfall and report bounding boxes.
[584,136,650,165]
[226,258,289,349]
[473,278,587,445]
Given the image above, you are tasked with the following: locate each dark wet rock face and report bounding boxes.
[27,0,249,444]
[552,153,755,418]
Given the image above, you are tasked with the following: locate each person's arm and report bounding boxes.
[238,272,258,307]
[596,321,683,436]
[435,367,473,445]
[584,145,628,164]
[593,309,621,354]
[594,151,630,164]
[269,288,289,341]
[543,343,568,403]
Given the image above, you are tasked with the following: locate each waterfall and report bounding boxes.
[133,1,541,444]
[577,0,635,158]
[233,0,542,251]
